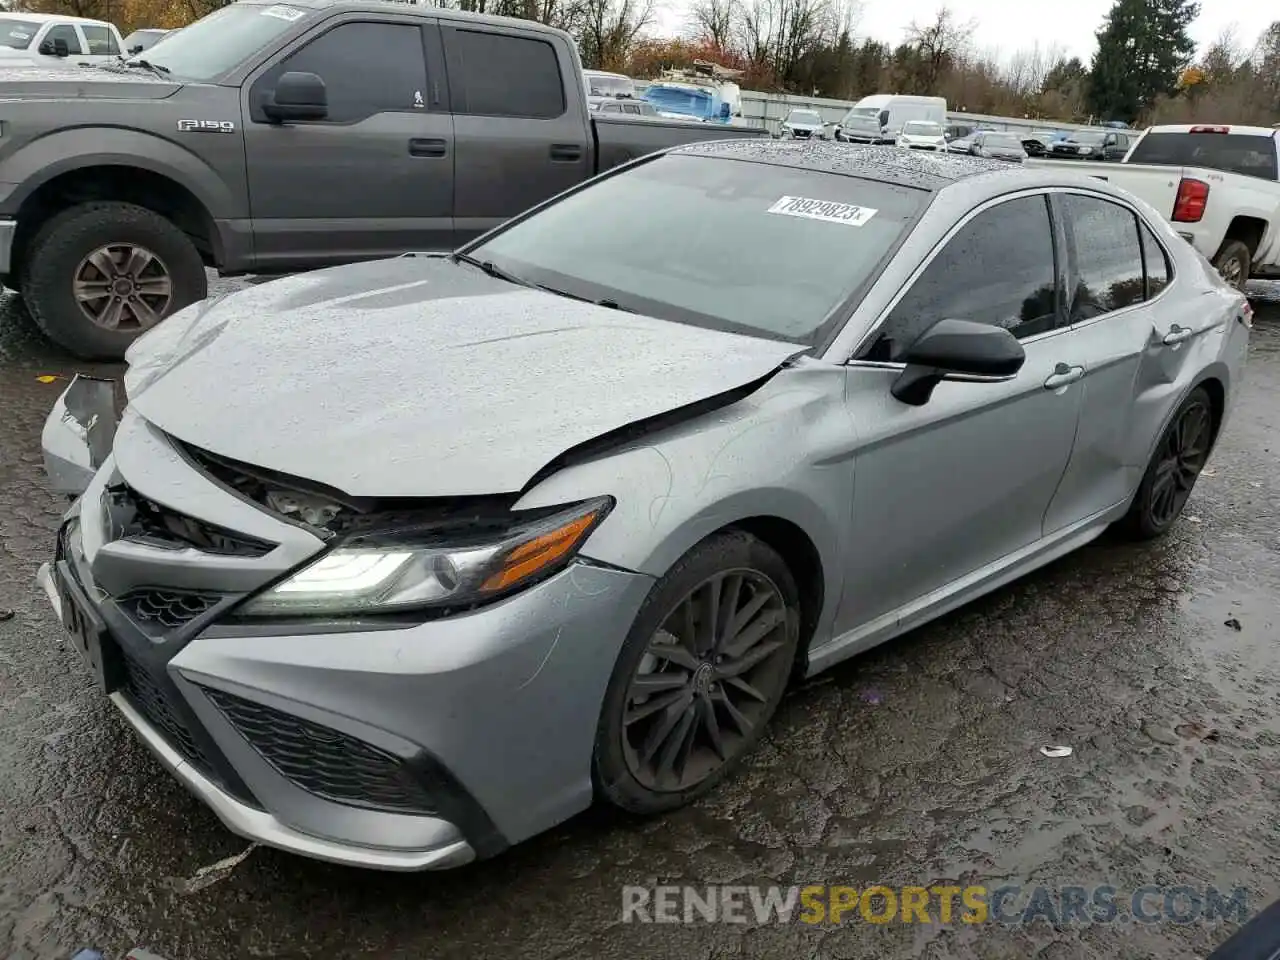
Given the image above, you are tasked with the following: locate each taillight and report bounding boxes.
[1172,177,1209,222]
[1189,125,1229,134]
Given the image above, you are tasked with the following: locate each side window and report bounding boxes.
[448,29,565,119]
[81,25,119,55]
[43,24,84,54]
[255,22,428,124]
[1139,221,1171,298]
[1061,194,1146,320]
[863,195,1059,362]
[623,102,641,114]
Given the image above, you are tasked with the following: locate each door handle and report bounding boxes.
[1043,363,1085,390]
[408,138,447,158]
[549,143,583,162]
[1163,324,1194,345]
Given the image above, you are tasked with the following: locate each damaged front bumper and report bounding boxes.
[34,377,653,870]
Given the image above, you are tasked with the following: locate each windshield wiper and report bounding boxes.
[453,253,633,311]
[124,58,170,75]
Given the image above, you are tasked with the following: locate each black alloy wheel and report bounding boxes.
[1122,386,1215,539]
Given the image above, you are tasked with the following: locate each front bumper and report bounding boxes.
[37,381,655,870]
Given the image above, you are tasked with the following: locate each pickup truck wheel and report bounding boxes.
[21,202,207,359]
[1211,240,1251,291]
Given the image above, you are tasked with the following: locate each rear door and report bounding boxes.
[443,24,590,244]
[242,15,455,269]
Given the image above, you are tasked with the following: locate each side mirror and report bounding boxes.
[263,71,328,123]
[128,44,143,54]
[39,37,71,57]
[890,318,1026,406]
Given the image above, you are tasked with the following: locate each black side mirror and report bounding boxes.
[128,44,143,54]
[890,318,1026,406]
[39,37,71,57]
[263,71,328,123]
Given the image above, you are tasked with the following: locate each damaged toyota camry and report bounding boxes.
[37,141,1250,871]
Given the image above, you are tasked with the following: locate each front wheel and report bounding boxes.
[593,531,802,814]
[20,201,208,359]
[1120,386,1215,540]
[1211,240,1251,292]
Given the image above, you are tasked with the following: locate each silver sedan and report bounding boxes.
[37,142,1250,871]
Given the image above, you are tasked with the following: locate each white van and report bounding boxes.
[839,95,947,138]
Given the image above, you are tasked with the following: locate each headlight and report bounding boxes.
[239,496,613,618]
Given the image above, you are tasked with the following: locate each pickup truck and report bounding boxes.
[1029,124,1280,291]
[0,13,126,68]
[0,0,768,359]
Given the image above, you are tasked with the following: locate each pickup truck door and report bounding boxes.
[441,24,591,244]
[75,23,122,65]
[241,15,454,270]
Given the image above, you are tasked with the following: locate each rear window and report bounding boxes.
[1127,131,1279,180]
[986,134,1022,149]
[469,154,929,347]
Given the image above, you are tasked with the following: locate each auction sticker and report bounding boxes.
[767,196,877,226]
[261,4,305,20]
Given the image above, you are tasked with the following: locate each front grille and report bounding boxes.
[117,590,221,630]
[119,648,208,768]
[204,687,438,814]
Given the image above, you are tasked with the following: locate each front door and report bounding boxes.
[243,17,455,271]
[441,24,590,244]
[835,193,1084,634]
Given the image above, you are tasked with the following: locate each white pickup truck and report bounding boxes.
[1028,124,1280,290]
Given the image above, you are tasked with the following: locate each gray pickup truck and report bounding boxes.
[0,0,768,358]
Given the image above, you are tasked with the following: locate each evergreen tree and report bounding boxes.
[1087,0,1199,122]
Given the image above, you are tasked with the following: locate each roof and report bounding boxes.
[1147,124,1279,138]
[669,140,1015,192]
[0,11,112,24]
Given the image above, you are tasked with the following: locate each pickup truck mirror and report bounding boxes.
[264,71,328,123]
[128,44,143,54]
[39,37,70,57]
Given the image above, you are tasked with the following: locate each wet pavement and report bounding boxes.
[0,276,1278,960]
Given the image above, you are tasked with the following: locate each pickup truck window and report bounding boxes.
[1062,194,1146,320]
[447,29,565,119]
[44,24,85,55]
[81,24,119,55]
[470,154,927,346]
[1128,132,1279,181]
[1139,222,1170,297]
[255,22,428,124]
[0,18,39,48]
[130,3,311,81]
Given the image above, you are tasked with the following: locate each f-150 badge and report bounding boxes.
[177,120,236,133]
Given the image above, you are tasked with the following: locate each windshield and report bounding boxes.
[0,18,39,49]
[1071,131,1107,144]
[788,111,822,125]
[903,122,943,136]
[1128,131,1279,180]
[587,73,633,97]
[844,117,880,131]
[985,134,1022,150]
[468,154,927,346]
[644,85,715,119]
[131,3,312,81]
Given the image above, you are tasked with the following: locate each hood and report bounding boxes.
[785,123,822,132]
[125,256,804,498]
[0,61,179,98]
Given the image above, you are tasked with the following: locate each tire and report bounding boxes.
[592,530,802,815]
[1120,386,1215,540]
[1211,240,1251,292]
[21,201,207,360]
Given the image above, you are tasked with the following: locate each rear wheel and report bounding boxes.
[21,201,207,359]
[593,531,801,814]
[1211,240,1251,291]
[1120,386,1215,540]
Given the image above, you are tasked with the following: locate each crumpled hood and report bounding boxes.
[126,256,805,498]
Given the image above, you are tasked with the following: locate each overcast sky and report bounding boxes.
[651,0,1275,65]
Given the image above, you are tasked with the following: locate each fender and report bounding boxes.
[0,127,241,220]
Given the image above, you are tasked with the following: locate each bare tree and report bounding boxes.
[904,5,975,91]
[688,0,738,50]
[578,0,655,69]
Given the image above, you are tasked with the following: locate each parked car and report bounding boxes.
[590,97,658,118]
[834,114,892,144]
[121,28,175,55]
[969,130,1027,162]
[947,135,974,154]
[1028,124,1280,289]
[1049,129,1134,161]
[841,93,946,138]
[1021,129,1068,157]
[778,108,827,140]
[38,141,1248,872]
[582,68,635,100]
[0,13,125,66]
[897,120,947,150]
[0,0,769,361]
